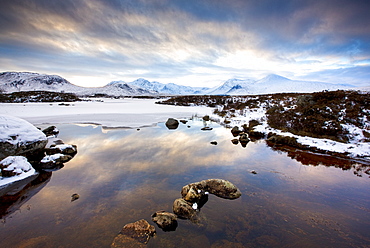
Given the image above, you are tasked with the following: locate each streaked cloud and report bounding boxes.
[0,0,369,87]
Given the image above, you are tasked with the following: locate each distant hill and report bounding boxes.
[112,78,211,95]
[0,72,356,97]
[211,74,355,95]
[0,72,153,96]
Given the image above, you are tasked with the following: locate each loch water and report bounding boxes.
[0,119,369,247]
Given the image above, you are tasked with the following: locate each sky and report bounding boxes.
[0,0,370,88]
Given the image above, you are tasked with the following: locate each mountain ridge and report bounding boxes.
[0,71,356,96]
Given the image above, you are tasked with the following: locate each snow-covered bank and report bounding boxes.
[209,104,370,160]
[0,98,212,128]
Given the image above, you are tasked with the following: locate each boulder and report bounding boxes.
[210,141,218,145]
[0,115,47,160]
[165,118,179,130]
[181,179,241,200]
[205,179,242,199]
[173,198,197,220]
[151,210,178,232]
[111,219,155,247]
[201,127,213,131]
[0,156,34,178]
[231,139,239,145]
[182,185,205,202]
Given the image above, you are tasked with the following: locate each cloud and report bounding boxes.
[0,0,369,87]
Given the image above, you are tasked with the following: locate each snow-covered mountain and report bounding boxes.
[0,72,356,97]
[117,78,211,95]
[218,74,354,95]
[0,72,153,96]
[0,72,83,93]
[208,78,255,95]
[251,74,353,94]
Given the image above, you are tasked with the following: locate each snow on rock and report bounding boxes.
[41,153,67,163]
[39,153,73,169]
[0,156,37,187]
[0,115,47,159]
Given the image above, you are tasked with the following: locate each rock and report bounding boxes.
[239,133,250,143]
[180,120,188,124]
[111,219,155,247]
[37,154,72,169]
[165,118,179,130]
[0,156,34,177]
[210,141,218,145]
[250,170,257,174]
[173,198,197,220]
[239,133,250,147]
[205,179,242,199]
[151,210,178,232]
[42,126,59,137]
[231,126,241,137]
[248,130,265,140]
[202,115,210,121]
[182,185,205,202]
[181,179,241,200]
[45,144,77,156]
[0,115,47,160]
[71,193,80,202]
[201,127,213,131]
[231,139,239,145]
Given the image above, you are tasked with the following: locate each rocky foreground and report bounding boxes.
[0,115,77,189]
[111,178,241,247]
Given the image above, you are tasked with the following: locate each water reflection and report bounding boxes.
[0,120,369,248]
[267,142,370,178]
[0,172,51,220]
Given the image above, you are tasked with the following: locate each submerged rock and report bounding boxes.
[111,219,155,248]
[151,210,178,232]
[165,118,179,130]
